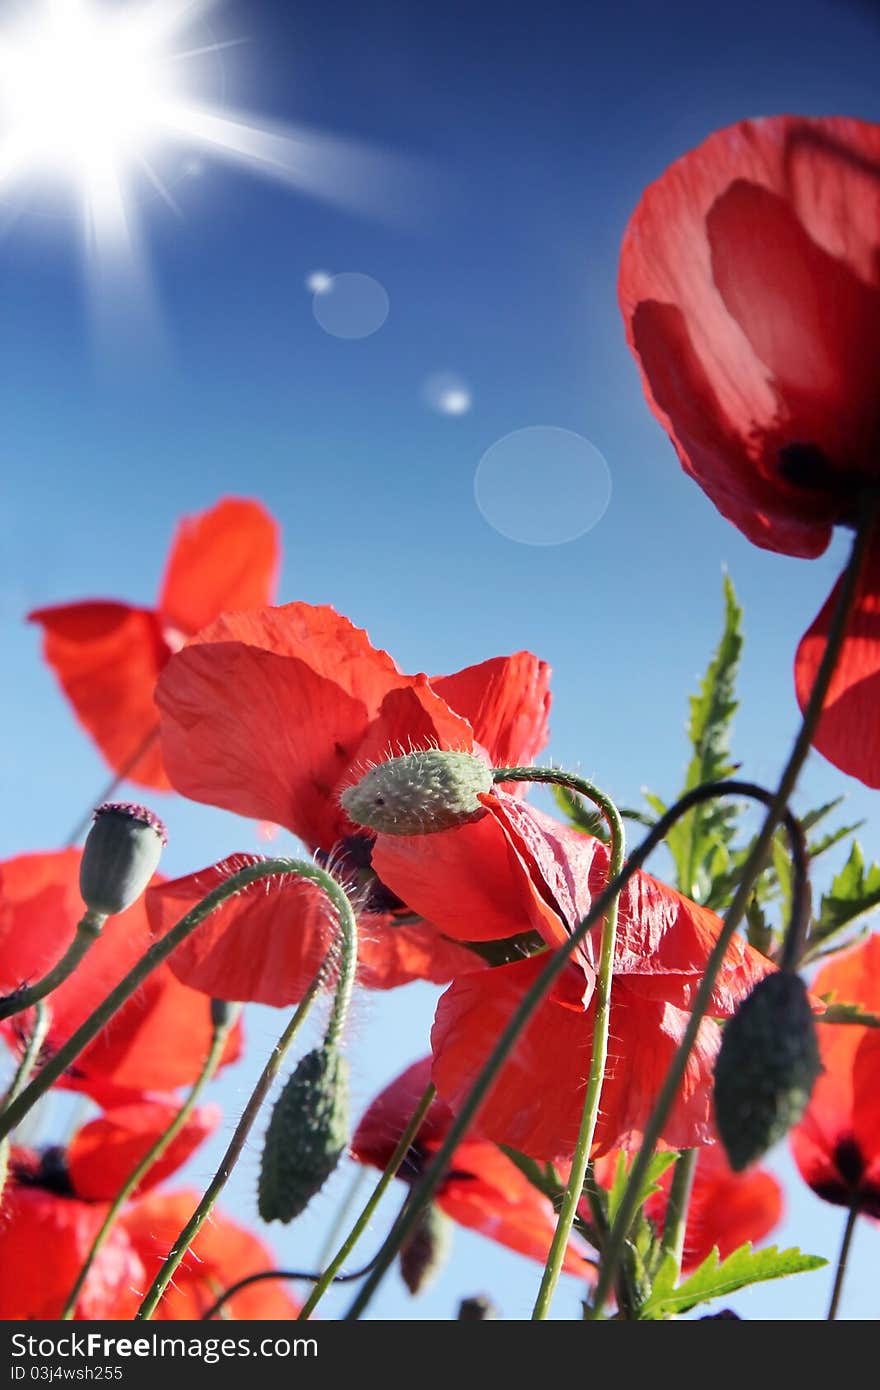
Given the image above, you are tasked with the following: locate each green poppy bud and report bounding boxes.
[341,750,494,836]
[79,802,166,917]
[258,1045,349,1224]
[713,972,822,1171]
[458,1294,499,1320]
[399,1202,453,1294]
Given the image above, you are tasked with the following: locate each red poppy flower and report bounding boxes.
[351,1058,591,1275]
[618,116,880,783]
[790,934,880,1216]
[593,1145,782,1273]
[30,498,279,790]
[111,1192,301,1319]
[371,793,773,1161]
[0,850,242,1094]
[145,855,478,1007]
[152,604,550,996]
[66,1099,221,1201]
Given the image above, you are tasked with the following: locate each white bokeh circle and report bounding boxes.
[422,371,472,416]
[311,272,389,340]
[474,425,612,545]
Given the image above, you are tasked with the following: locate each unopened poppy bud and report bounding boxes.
[341,750,494,836]
[258,1045,349,1224]
[458,1294,499,1320]
[713,972,821,1172]
[210,999,242,1031]
[79,803,166,917]
[399,1201,453,1294]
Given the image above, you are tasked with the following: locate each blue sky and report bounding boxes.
[2,0,880,1320]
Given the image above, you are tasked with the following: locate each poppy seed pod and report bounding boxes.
[341,750,494,836]
[399,1202,453,1295]
[713,972,822,1172]
[258,1046,349,1224]
[458,1295,499,1320]
[79,803,166,917]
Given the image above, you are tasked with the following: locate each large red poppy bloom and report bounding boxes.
[151,603,550,997]
[593,1145,782,1273]
[0,1100,217,1319]
[371,792,773,1161]
[351,1058,591,1276]
[30,498,279,789]
[0,850,242,1095]
[618,116,880,784]
[790,934,880,1216]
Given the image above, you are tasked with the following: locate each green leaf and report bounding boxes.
[606,1150,677,1228]
[818,998,880,1028]
[639,1243,827,1319]
[815,841,880,945]
[800,798,846,834]
[665,575,744,898]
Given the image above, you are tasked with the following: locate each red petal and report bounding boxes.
[0,1184,143,1319]
[352,1057,454,1169]
[356,915,485,989]
[146,855,335,1006]
[157,604,425,848]
[430,652,551,773]
[67,1100,221,1201]
[795,548,880,786]
[158,498,280,637]
[345,681,473,786]
[115,1191,299,1319]
[29,602,169,789]
[431,959,718,1161]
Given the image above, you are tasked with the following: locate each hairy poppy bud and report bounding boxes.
[713,972,821,1171]
[341,750,493,836]
[399,1201,453,1294]
[458,1294,499,1320]
[79,803,166,917]
[258,1046,349,1224]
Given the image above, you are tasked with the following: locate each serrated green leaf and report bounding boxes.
[800,798,846,834]
[809,821,864,860]
[815,841,880,945]
[639,1243,827,1319]
[606,1150,677,1227]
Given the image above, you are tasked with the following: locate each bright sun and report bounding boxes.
[0,0,409,333]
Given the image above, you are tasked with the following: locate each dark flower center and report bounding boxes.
[12,1145,74,1197]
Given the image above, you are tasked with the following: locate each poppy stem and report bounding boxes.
[485,771,625,1320]
[659,1148,698,1275]
[134,871,358,1321]
[0,858,355,1145]
[201,1259,379,1322]
[827,1199,860,1320]
[342,779,805,1321]
[297,1083,437,1320]
[59,1007,240,1321]
[64,726,161,847]
[1,1001,49,1111]
[588,509,874,1320]
[0,911,106,1024]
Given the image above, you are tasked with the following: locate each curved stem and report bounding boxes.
[201,1260,377,1321]
[315,1169,369,1271]
[0,912,106,1023]
[136,874,358,1320]
[660,1148,698,1275]
[60,1012,238,1320]
[588,511,873,1319]
[493,771,624,1321]
[2,1001,50,1109]
[343,778,807,1321]
[64,727,160,847]
[298,1083,436,1321]
[0,857,346,1144]
[827,1200,860,1321]
[135,977,323,1320]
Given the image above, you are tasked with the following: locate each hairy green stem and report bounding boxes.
[660,1149,698,1275]
[60,1013,238,1320]
[0,858,343,1144]
[343,777,806,1321]
[298,1082,437,1320]
[0,912,106,1023]
[588,510,873,1319]
[2,1002,50,1110]
[201,1260,377,1321]
[136,870,358,1320]
[499,771,625,1320]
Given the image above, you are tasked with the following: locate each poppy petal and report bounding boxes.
[28,602,169,789]
[430,652,551,773]
[67,1101,221,1201]
[158,498,280,637]
[355,916,484,990]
